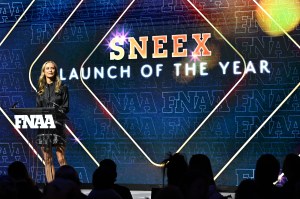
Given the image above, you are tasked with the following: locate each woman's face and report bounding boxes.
[44,62,56,80]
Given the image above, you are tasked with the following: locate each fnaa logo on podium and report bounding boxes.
[14,115,56,129]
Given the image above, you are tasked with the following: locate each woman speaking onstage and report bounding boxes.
[36,61,69,182]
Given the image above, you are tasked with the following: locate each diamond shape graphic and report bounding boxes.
[0,1,100,168]
[0,0,298,184]
[0,0,42,163]
[24,0,100,166]
[0,0,35,46]
[212,0,300,181]
[27,0,101,166]
[79,0,248,169]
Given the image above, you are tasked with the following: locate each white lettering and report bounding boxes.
[156,64,163,77]
[14,114,56,129]
[260,60,270,73]
[81,67,90,79]
[107,66,117,79]
[219,61,230,75]
[69,68,79,80]
[94,67,104,79]
[233,61,242,75]
[14,115,24,128]
[185,63,196,76]
[60,68,66,81]
[141,64,153,78]
[246,61,256,74]
[174,63,182,76]
[120,65,130,78]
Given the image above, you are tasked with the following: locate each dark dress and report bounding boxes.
[36,82,69,148]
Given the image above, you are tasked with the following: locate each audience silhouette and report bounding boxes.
[42,177,82,199]
[154,153,187,199]
[42,165,84,199]
[236,154,284,199]
[54,165,87,199]
[99,159,133,199]
[164,153,188,189]
[281,153,300,199]
[55,165,81,183]
[0,175,17,199]
[1,153,299,199]
[235,179,255,199]
[186,154,225,199]
[88,164,122,199]
[87,159,133,199]
[254,154,281,199]
[7,161,42,199]
[154,185,185,199]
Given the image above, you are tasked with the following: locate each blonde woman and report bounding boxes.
[36,61,69,182]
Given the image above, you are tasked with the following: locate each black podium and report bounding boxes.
[10,107,68,147]
[10,107,67,120]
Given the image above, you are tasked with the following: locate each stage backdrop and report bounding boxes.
[0,0,299,187]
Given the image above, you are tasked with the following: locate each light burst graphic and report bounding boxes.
[80,0,247,168]
[0,0,298,184]
[80,0,299,182]
[105,28,130,50]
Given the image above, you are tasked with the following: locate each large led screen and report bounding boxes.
[0,0,299,187]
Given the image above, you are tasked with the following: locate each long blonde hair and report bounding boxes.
[37,61,62,95]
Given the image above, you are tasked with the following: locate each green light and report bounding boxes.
[256,0,300,36]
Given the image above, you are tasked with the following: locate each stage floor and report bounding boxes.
[80,190,235,199]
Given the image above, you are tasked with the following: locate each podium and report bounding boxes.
[10,107,68,147]
[10,107,68,120]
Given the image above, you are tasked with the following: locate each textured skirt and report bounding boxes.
[36,121,66,147]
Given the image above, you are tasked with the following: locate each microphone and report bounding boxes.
[11,102,19,108]
[50,102,64,114]
[50,101,60,108]
[49,102,68,120]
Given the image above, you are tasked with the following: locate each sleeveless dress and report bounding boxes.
[36,82,69,148]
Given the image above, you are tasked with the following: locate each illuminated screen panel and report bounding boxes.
[0,0,299,187]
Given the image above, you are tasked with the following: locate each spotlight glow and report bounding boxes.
[107,28,130,50]
[191,53,201,62]
[255,0,300,36]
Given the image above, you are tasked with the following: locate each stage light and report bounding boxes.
[255,0,300,36]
